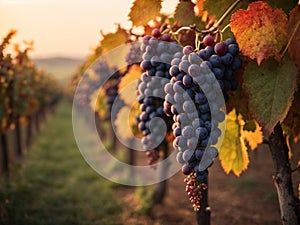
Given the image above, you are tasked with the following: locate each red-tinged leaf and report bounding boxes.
[243,58,298,134]
[230,1,288,65]
[288,5,300,72]
[195,0,204,16]
[174,1,202,26]
[100,26,128,53]
[219,109,249,176]
[128,0,162,27]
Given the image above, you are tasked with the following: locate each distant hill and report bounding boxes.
[32,57,84,83]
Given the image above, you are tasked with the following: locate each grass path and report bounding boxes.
[0,101,123,225]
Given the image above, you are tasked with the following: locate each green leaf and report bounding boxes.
[265,0,298,14]
[128,0,162,27]
[243,58,298,133]
[219,109,249,176]
[174,1,202,26]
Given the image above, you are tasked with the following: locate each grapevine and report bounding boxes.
[69,1,300,225]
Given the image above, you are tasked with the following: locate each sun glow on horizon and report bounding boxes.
[0,0,178,58]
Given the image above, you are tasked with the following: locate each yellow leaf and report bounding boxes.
[100,26,128,53]
[114,104,141,141]
[128,0,162,27]
[219,109,249,176]
[241,121,263,150]
[118,65,141,106]
[90,88,108,119]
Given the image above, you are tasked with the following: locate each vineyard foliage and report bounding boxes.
[0,31,60,134]
[69,0,300,177]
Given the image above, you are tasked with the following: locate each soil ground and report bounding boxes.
[117,140,300,225]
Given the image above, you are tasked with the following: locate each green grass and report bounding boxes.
[0,101,123,225]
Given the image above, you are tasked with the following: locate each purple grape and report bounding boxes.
[214,42,227,56]
[161,34,171,42]
[151,29,161,38]
[188,64,201,77]
[182,164,193,175]
[203,35,215,46]
[183,45,194,55]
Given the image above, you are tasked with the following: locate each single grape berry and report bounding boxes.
[183,45,194,56]
[161,34,171,42]
[151,29,161,38]
[203,35,214,46]
[214,42,227,56]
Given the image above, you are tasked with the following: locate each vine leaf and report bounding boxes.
[128,0,162,27]
[219,109,249,176]
[90,88,108,119]
[243,58,298,134]
[174,1,202,26]
[288,5,300,72]
[243,120,256,132]
[195,0,204,17]
[230,1,288,65]
[118,64,141,105]
[283,90,300,142]
[114,105,139,141]
[241,121,263,150]
[264,0,298,15]
[100,26,128,53]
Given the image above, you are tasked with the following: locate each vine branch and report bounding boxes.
[280,19,300,60]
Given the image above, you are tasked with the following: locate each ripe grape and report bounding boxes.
[203,35,214,46]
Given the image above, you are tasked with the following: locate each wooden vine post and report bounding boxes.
[268,124,300,225]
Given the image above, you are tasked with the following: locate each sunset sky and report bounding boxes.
[0,0,178,58]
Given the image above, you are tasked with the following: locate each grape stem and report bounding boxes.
[212,0,242,30]
[280,19,300,61]
[172,0,242,45]
[221,24,231,33]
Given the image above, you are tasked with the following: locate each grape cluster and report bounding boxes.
[136,29,181,165]
[163,36,242,210]
[125,42,143,67]
[184,172,207,211]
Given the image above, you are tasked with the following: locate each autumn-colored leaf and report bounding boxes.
[243,58,297,134]
[195,0,204,16]
[119,64,141,105]
[230,1,288,65]
[128,0,162,27]
[243,120,256,132]
[288,5,300,72]
[174,1,202,26]
[100,26,128,53]
[219,109,249,176]
[114,104,141,141]
[241,121,263,150]
[90,88,108,119]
